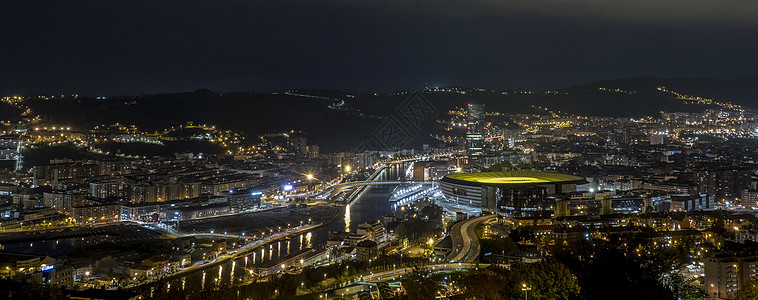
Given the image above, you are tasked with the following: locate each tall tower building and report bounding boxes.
[466,103,484,156]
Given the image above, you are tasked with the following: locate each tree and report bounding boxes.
[0,279,66,300]
[480,235,519,256]
[555,244,676,300]
[459,272,507,300]
[400,267,441,300]
[502,260,580,300]
[486,162,512,172]
[394,223,407,238]
[735,280,758,300]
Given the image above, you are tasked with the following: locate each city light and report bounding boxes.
[2,20,755,298]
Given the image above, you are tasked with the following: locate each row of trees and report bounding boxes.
[398,224,709,300]
[400,260,579,300]
[549,234,703,300]
[0,279,66,300]
[393,218,439,241]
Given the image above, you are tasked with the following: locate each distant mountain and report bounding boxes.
[26,90,386,152]
[7,76,758,152]
[361,76,731,119]
[0,102,23,122]
[562,76,758,107]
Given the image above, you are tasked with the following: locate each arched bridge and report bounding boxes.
[322,180,435,196]
[336,180,433,187]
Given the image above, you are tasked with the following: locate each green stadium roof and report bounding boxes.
[441,171,586,186]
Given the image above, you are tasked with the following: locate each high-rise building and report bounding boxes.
[466,104,484,156]
[306,144,319,159]
[125,183,158,203]
[287,136,308,155]
[43,191,87,213]
[0,134,21,170]
[695,169,751,200]
[89,179,122,199]
[705,254,758,299]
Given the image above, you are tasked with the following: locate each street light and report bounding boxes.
[345,165,351,173]
[306,174,314,191]
[522,283,531,300]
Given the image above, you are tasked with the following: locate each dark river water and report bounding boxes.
[0,162,410,292]
[164,162,407,291]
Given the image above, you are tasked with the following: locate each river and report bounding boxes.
[150,162,409,291]
[0,162,410,292]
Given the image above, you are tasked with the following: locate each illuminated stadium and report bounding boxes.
[439,171,587,217]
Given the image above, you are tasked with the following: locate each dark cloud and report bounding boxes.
[0,0,756,95]
[331,0,758,26]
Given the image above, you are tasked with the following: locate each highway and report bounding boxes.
[359,262,489,282]
[128,223,320,288]
[444,215,495,263]
[307,262,491,300]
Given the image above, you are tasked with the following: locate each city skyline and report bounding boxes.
[3,1,758,299]
[1,88,758,299]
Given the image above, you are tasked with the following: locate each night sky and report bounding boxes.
[2,0,757,95]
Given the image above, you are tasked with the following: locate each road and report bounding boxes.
[359,262,489,282]
[444,215,495,263]
[310,263,494,300]
[129,223,320,288]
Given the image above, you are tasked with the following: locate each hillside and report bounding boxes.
[13,76,758,152]
[559,76,758,112]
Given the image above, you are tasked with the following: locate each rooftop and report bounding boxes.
[441,171,586,186]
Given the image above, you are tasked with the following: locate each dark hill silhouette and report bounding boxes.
[11,76,758,151]
[562,76,758,107]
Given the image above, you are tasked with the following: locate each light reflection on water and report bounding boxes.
[344,203,351,232]
[0,163,410,293]
[0,235,113,256]
[166,163,406,291]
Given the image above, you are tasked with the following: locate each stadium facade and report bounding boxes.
[439,171,587,217]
